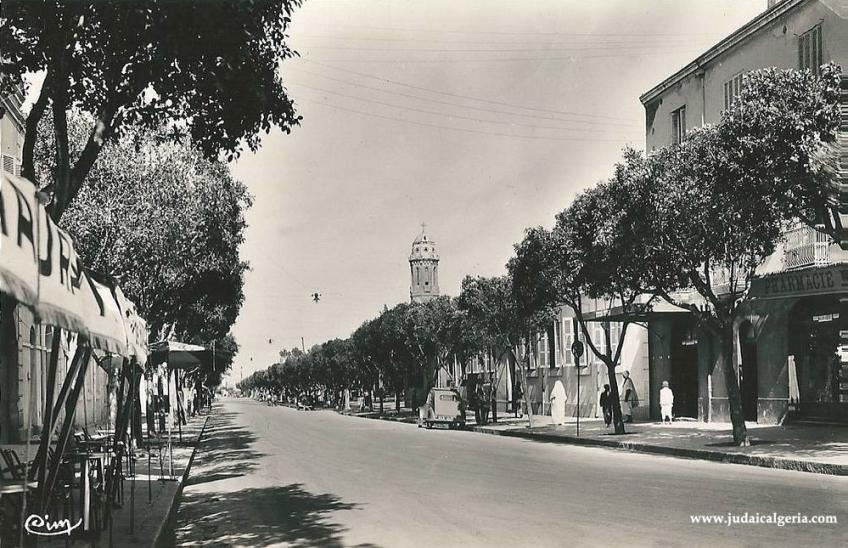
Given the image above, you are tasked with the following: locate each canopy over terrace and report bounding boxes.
[0,170,149,528]
[149,340,210,370]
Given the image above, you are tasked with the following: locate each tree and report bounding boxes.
[374,304,415,413]
[457,275,556,427]
[402,296,458,408]
[350,319,384,413]
[35,111,252,344]
[641,66,841,445]
[1,0,302,221]
[512,151,657,435]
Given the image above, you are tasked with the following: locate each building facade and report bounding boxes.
[639,0,848,424]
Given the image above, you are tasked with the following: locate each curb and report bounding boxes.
[152,414,211,548]
[472,426,847,476]
[349,412,846,476]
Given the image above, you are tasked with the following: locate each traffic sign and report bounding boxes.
[571,340,584,358]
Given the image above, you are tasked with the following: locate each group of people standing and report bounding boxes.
[510,370,677,426]
[598,372,675,426]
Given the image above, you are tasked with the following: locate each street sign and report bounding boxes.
[571,340,584,358]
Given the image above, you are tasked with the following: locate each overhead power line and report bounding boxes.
[305,23,723,38]
[306,47,706,64]
[296,43,707,53]
[287,75,640,130]
[300,59,640,123]
[295,96,641,145]
[294,34,718,46]
[290,81,639,133]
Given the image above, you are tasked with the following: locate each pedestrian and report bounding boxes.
[621,370,638,423]
[550,380,567,426]
[513,380,524,418]
[599,384,612,427]
[660,380,674,424]
[479,383,491,425]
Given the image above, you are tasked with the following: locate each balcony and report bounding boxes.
[783,223,830,270]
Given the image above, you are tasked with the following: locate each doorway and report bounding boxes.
[739,321,758,422]
[671,320,699,418]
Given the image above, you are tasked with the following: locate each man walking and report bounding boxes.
[599,384,613,427]
[659,381,674,424]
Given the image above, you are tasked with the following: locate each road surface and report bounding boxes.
[171,398,846,547]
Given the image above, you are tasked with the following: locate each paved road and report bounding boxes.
[172,398,846,547]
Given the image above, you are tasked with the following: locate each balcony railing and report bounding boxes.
[783,223,830,270]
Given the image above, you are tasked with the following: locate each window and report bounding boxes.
[799,24,823,76]
[588,321,623,365]
[562,319,574,366]
[671,106,686,145]
[723,73,744,110]
[553,320,562,367]
[537,330,549,367]
[2,155,14,174]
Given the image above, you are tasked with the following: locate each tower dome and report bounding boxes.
[409,225,440,303]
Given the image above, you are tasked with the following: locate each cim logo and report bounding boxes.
[24,514,82,537]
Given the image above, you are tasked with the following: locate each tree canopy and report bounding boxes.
[1,0,301,220]
[35,111,251,347]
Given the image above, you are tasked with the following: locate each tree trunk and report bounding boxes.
[605,363,626,435]
[509,346,534,428]
[719,324,749,446]
[490,348,498,424]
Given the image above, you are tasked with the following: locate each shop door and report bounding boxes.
[740,338,759,422]
[671,344,698,418]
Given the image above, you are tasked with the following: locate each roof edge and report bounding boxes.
[639,0,808,105]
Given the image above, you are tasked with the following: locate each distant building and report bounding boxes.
[409,225,440,303]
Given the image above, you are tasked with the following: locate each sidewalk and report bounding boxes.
[472,415,848,475]
[353,409,847,475]
[39,411,210,548]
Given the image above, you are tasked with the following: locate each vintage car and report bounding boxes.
[420,387,466,429]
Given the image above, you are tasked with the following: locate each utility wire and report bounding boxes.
[304,23,723,38]
[294,34,718,46]
[307,47,706,64]
[296,96,641,144]
[296,43,708,53]
[290,81,639,133]
[301,59,640,122]
[288,67,640,127]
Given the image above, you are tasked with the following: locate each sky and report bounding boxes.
[225,0,766,383]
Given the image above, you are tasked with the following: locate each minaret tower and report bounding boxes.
[409,224,440,303]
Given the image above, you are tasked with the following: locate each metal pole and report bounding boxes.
[574,317,580,438]
[577,352,580,438]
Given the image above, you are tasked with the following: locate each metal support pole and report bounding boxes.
[44,344,91,504]
[35,329,62,511]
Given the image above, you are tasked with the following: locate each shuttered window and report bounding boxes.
[799,24,823,76]
[723,73,744,110]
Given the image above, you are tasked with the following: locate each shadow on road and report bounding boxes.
[174,483,373,547]
[185,410,266,487]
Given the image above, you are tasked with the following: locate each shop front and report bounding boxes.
[746,264,848,424]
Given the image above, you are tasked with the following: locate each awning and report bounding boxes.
[0,171,146,358]
[149,340,210,370]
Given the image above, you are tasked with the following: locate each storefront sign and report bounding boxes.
[0,171,39,306]
[750,265,848,300]
[0,172,129,354]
